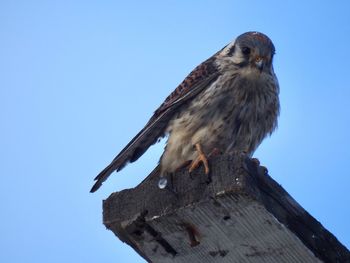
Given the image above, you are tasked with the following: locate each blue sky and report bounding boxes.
[1,1,349,262]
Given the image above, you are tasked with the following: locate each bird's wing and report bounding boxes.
[90,56,219,192]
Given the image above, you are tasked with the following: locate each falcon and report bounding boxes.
[90,31,280,192]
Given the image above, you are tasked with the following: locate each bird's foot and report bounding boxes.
[251,157,260,167]
[228,150,248,158]
[250,157,268,176]
[189,143,210,174]
[208,147,222,157]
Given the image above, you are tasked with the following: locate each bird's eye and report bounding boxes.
[241,47,251,55]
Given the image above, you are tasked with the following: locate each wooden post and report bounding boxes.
[103,154,350,262]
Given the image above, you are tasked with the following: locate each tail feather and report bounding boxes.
[90,112,169,193]
[90,163,116,193]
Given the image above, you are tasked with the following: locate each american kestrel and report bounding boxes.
[90,31,280,192]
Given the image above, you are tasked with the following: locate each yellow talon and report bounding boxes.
[189,143,210,174]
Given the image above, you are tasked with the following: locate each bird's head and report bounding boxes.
[220,31,275,73]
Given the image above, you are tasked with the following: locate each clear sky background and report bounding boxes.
[1,1,349,262]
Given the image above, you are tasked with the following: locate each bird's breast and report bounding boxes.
[161,72,279,173]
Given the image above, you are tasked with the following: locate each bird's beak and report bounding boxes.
[255,56,264,71]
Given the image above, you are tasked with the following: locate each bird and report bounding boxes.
[90,31,280,193]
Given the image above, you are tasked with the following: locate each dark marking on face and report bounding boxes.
[227,45,235,56]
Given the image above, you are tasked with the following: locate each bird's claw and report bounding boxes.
[251,157,260,167]
[189,143,210,174]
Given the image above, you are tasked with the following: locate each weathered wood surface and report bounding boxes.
[103,154,350,262]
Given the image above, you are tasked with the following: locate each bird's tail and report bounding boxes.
[90,162,116,193]
[89,115,166,193]
[90,163,161,193]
